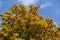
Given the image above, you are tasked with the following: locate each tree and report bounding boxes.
[0,4,60,40]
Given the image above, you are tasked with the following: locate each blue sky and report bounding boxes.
[0,0,60,26]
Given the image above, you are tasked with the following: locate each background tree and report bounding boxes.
[0,4,60,40]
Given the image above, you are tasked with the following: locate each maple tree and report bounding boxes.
[0,4,60,40]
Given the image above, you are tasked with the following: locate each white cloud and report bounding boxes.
[14,0,38,6]
[40,2,52,9]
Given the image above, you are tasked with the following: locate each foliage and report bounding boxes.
[0,4,60,40]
